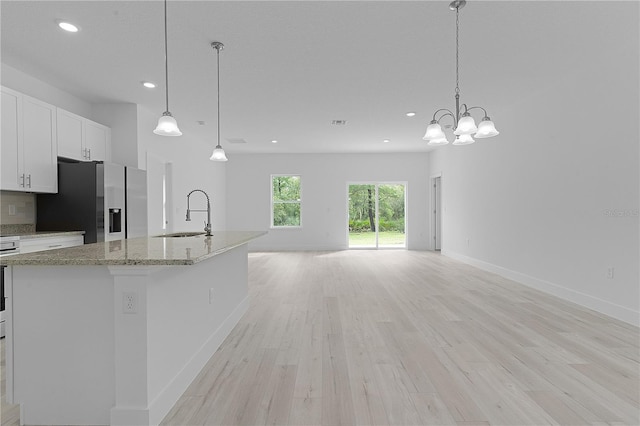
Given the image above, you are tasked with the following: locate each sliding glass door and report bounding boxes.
[348,183,406,249]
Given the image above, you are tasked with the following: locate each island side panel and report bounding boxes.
[147,244,249,425]
[109,243,250,426]
[10,265,115,426]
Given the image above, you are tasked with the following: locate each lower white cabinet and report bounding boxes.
[20,235,84,254]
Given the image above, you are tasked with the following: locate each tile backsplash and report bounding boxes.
[0,191,36,225]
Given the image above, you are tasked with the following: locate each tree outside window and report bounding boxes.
[271,175,301,227]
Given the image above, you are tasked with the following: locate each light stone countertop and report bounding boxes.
[0,231,266,266]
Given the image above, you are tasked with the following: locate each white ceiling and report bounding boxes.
[0,1,622,154]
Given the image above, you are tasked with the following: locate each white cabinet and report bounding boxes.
[19,234,84,254]
[1,87,22,191]
[0,87,57,193]
[57,108,110,162]
[56,109,84,160]
[84,120,110,162]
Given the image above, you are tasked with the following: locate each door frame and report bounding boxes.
[346,181,408,250]
[430,172,442,251]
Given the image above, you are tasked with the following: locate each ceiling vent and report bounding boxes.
[331,120,347,126]
[226,138,247,144]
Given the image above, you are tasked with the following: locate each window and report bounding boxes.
[271,175,301,227]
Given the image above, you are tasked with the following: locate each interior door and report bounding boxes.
[434,176,441,250]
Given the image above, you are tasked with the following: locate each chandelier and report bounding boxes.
[423,0,499,146]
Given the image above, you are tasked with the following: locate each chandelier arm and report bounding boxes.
[436,111,456,125]
[432,108,455,122]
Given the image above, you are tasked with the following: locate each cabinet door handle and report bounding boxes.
[26,174,31,188]
[48,244,63,248]
[20,174,25,187]
[88,148,91,160]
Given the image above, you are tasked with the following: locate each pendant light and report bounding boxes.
[423,0,499,146]
[209,42,228,162]
[153,0,182,136]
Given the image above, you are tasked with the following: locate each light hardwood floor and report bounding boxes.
[2,251,638,425]
[161,251,640,426]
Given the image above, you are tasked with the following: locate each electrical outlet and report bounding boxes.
[8,205,16,216]
[209,288,215,304]
[607,267,614,279]
[123,292,138,314]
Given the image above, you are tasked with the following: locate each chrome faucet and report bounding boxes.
[186,189,212,236]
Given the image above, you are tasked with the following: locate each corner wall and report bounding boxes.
[429,2,639,325]
[226,153,430,251]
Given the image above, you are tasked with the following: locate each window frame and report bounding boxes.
[270,174,302,229]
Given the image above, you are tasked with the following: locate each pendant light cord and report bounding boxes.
[216,46,221,147]
[164,0,170,112]
[455,6,460,96]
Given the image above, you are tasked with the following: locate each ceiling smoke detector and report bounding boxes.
[331,120,347,126]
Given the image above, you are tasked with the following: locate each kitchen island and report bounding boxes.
[1,231,265,426]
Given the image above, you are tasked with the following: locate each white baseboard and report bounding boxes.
[441,249,639,327]
[147,296,250,425]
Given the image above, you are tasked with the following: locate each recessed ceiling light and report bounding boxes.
[271,140,278,144]
[57,21,79,33]
[406,112,416,117]
[383,139,390,143]
[142,81,156,89]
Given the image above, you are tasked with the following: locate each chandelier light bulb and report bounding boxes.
[452,133,475,145]
[474,117,500,138]
[154,113,182,136]
[454,114,478,136]
[427,136,450,146]
[423,121,446,141]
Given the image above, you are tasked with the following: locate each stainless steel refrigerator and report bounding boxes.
[37,161,148,243]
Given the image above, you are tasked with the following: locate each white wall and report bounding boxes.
[1,63,92,117]
[92,103,139,167]
[428,2,639,325]
[136,105,226,235]
[226,153,430,251]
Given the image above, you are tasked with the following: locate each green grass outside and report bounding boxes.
[349,231,406,247]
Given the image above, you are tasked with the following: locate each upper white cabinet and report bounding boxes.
[56,109,83,160]
[57,108,110,162]
[84,120,110,162]
[1,87,57,193]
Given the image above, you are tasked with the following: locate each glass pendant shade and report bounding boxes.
[454,115,478,135]
[423,122,446,141]
[154,113,182,136]
[210,145,228,162]
[474,118,499,138]
[427,136,450,146]
[452,133,475,145]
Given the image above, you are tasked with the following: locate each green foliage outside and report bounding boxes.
[348,184,405,232]
[272,176,301,227]
[349,219,405,232]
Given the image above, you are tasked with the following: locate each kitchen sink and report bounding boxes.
[155,232,206,238]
